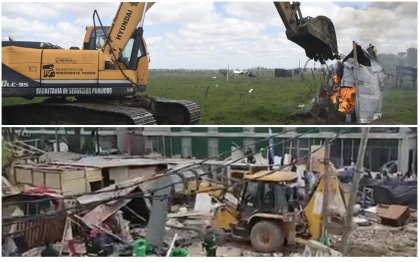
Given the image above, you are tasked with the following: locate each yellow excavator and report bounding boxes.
[2,2,338,125]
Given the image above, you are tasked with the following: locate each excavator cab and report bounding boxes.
[83,26,148,71]
[275,2,338,62]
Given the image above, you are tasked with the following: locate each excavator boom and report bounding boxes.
[102,2,154,65]
[274,2,338,62]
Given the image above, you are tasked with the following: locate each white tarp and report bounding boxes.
[274,156,282,169]
[342,45,386,123]
[283,153,292,165]
[194,193,212,213]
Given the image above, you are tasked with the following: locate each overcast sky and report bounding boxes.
[2,1,417,69]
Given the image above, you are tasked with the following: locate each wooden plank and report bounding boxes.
[341,127,370,255]
[15,168,33,184]
[82,199,131,226]
[352,41,358,64]
[377,204,409,220]
[39,219,48,242]
[91,224,129,245]
[123,205,147,223]
[59,218,70,256]
[62,169,85,180]
[166,233,179,257]
[61,178,87,195]
[33,172,44,186]
[167,211,209,218]
[310,145,325,173]
[128,166,156,180]
[45,172,61,190]
[85,168,103,182]
[10,216,66,249]
[320,144,330,242]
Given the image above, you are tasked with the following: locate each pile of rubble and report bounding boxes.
[330,222,417,256]
[3,150,417,257]
[11,200,418,257]
[330,209,417,256]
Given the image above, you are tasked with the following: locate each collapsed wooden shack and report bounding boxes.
[4,156,216,255]
[2,181,66,254]
[12,164,102,195]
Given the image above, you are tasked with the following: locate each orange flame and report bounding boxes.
[328,74,356,113]
[332,74,341,86]
[330,86,356,113]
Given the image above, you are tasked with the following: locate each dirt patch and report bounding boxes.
[330,223,417,257]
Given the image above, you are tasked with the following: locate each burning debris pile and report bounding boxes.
[316,42,387,124]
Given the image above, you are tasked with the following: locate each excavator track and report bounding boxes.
[2,102,157,125]
[91,95,201,125]
[2,96,201,125]
[152,97,201,125]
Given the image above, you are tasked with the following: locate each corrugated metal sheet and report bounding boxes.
[81,199,131,226]
[76,175,156,227]
[51,156,252,169]
[53,157,197,168]
[13,164,85,172]
[76,176,149,205]
[77,166,206,227]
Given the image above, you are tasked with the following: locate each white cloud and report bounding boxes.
[223,2,281,27]
[2,3,60,20]
[2,2,417,69]
[145,1,216,25]
[2,2,122,48]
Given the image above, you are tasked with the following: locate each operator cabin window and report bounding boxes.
[92,29,146,68]
[93,29,107,49]
[262,183,275,211]
[96,36,105,49]
[119,39,135,66]
[243,181,259,207]
[119,38,146,68]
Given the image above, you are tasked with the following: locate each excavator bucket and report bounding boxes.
[274,2,338,63]
[286,15,338,62]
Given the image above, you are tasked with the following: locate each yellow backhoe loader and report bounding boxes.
[210,165,347,253]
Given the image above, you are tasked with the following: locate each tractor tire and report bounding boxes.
[250,221,285,253]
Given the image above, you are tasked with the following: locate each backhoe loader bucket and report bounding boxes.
[286,16,338,63]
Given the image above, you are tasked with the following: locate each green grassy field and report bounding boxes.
[2,70,417,124]
[145,70,417,124]
[377,80,417,125]
[145,69,322,124]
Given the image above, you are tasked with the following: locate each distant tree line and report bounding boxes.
[377,47,417,77]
